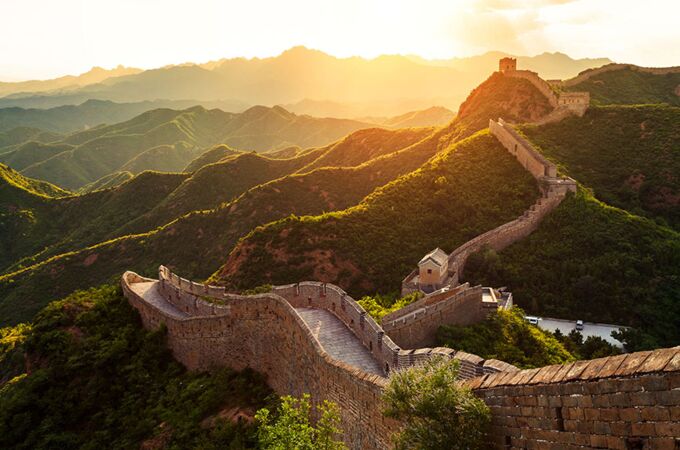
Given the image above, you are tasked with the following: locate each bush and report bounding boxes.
[382,358,490,450]
[437,307,575,369]
[255,394,346,450]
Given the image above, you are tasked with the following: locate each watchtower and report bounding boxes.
[499,57,517,73]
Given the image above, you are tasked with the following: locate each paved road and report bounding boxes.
[534,317,627,348]
[296,307,384,376]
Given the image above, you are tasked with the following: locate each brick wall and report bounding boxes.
[504,70,560,108]
[466,347,680,449]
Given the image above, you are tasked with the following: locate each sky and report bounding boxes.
[1,0,678,81]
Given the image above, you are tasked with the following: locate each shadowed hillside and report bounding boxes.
[0,285,271,448]
[464,190,680,350]
[5,105,375,190]
[520,105,680,229]
[212,131,539,295]
[565,67,680,106]
[0,66,561,325]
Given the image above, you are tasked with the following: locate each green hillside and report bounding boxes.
[0,285,271,448]
[463,190,680,350]
[0,127,62,152]
[0,164,70,201]
[0,171,188,273]
[0,127,447,325]
[184,144,244,172]
[77,171,134,193]
[520,105,680,229]
[6,105,376,190]
[565,67,680,106]
[0,141,75,171]
[121,149,328,234]
[0,68,557,325]
[296,127,434,173]
[212,131,539,295]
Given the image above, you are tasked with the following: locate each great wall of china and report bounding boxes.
[121,61,680,448]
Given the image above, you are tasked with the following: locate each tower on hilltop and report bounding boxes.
[499,57,517,73]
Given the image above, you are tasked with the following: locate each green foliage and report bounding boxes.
[567,68,680,106]
[215,132,539,297]
[520,105,680,229]
[0,285,272,449]
[437,307,575,369]
[0,126,445,326]
[382,357,490,450]
[255,394,346,450]
[464,190,680,350]
[553,330,621,360]
[357,291,423,321]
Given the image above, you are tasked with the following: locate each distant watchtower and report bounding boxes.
[499,57,517,73]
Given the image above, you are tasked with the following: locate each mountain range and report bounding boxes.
[0,48,611,117]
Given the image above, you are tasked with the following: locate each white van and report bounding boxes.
[525,316,540,325]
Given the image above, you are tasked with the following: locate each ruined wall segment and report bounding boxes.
[467,347,680,449]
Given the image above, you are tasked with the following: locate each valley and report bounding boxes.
[1,43,679,450]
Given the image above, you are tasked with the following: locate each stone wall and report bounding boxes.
[124,271,680,449]
[124,270,397,449]
[447,189,566,281]
[504,69,560,108]
[466,347,680,449]
[382,285,490,349]
[489,117,557,179]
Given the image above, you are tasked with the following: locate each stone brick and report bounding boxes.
[599,407,619,421]
[606,436,627,450]
[631,422,656,436]
[619,407,641,422]
[590,434,609,448]
[648,438,679,450]
[640,407,671,421]
[654,422,680,437]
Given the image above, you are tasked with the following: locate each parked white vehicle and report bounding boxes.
[525,316,541,325]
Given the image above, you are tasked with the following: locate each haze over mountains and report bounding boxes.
[0,48,611,117]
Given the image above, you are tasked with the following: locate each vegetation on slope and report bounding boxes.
[0,163,70,200]
[0,286,272,449]
[77,171,134,193]
[437,307,576,369]
[0,127,446,325]
[0,127,62,153]
[213,132,539,296]
[0,171,188,273]
[296,127,433,173]
[7,105,377,190]
[463,190,680,350]
[184,144,244,172]
[520,105,680,229]
[566,68,680,106]
[454,72,553,132]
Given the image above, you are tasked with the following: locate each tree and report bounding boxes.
[382,357,491,450]
[255,394,346,450]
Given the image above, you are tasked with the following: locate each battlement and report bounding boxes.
[498,59,591,119]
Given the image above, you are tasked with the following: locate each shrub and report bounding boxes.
[382,358,490,450]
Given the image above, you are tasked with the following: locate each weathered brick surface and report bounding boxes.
[468,347,680,449]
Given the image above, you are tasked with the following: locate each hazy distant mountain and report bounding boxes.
[407,51,613,81]
[0,99,249,134]
[0,48,610,116]
[0,65,142,97]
